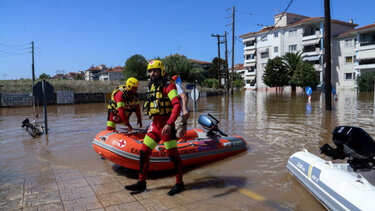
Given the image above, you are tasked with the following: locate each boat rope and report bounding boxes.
[155,142,219,151]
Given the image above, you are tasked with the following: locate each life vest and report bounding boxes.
[143,79,174,117]
[108,85,138,116]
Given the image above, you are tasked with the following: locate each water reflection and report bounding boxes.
[1,89,374,210]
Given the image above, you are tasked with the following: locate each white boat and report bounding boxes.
[287,126,375,211]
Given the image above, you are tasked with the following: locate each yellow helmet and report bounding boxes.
[126,77,139,90]
[147,60,165,77]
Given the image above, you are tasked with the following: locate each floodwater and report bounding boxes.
[1,89,375,210]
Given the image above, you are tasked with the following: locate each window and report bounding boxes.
[288,44,297,52]
[344,39,353,47]
[260,52,269,58]
[246,54,255,60]
[345,73,354,80]
[247,68,254,73]
[345,56,353,63]
[289,29,297,37]
[274,32,278,37]
[274,46,279,53]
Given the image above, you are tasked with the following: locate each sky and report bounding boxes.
[1,0,374,80]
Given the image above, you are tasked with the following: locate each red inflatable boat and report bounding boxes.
[93,114,247,171]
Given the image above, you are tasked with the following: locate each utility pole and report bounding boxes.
[231,5,235,94]
[211,34,225,88]
[225,31,229,92]
[324,0,332,110]
[32,41,35,87]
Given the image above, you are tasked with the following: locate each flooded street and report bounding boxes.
[1,89,375,210]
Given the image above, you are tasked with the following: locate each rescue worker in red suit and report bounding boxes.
[125,60,184,195]
[107,77,142,131]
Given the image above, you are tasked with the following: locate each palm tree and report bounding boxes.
[282,52,305,92]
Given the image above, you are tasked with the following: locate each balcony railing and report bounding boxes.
[360,41,375,46]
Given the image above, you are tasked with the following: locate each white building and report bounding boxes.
[85,65,107,81]
[239,13,357,90]
[333,23,375,89]
[99,66,124,81]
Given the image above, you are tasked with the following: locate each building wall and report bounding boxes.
[241,15,356,90]
[332,36,356,89]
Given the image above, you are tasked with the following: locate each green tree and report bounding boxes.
[206,57,226,79]
[357,70,375,92]
[123,54,148,80]
[291,61,319,88]
[230,72,244,88]
[262,57,289,88]
[74,74,84,80]
[39,73,50,79]
[162,54,203,82]
[282,52,305,91]
[201,78,219,88]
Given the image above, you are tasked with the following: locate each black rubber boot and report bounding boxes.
[167,182,184,196]
[124,181,146,192]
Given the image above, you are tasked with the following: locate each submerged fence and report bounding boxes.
[0,90,223,107]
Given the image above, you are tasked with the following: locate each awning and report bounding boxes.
[303,55,321,61]
[358,50,375,60]
[245,37,255,41]
[245,76,255,80]
[245,49,256,55]
[247,63,256,67]
[259,48,269,53]
[301,38,320,46]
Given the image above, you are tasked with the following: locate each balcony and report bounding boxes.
[302,31,322,41]
[244,44,256,51]
[244,61,256,67]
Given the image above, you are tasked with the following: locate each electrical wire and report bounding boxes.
[259,0,294,41]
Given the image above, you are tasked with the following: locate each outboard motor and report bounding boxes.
[198,113,227,138]
[21,118,44,138]
[321,126,375,171]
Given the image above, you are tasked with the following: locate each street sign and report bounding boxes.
[191,87,199,101]
[306,87,312,96]
[33,81,54,102]
[185,84,196,90]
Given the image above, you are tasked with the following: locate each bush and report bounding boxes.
[201,78,219,88]
[233,78,244,88]
[357,70,375,92]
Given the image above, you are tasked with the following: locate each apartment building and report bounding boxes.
[99,66,124,81]
[333,23,375,89]
[85,65,107,81]
[239,12,357,90]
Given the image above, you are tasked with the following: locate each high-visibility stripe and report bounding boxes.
[167,89,178,101]
[308,165,313,178]
[107,121,116,128]
[164,140,177,149]
[143,135,157,149]
[238,188,266,201]
[117,102,125,108]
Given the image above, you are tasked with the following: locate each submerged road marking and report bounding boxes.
[238,188,266,201]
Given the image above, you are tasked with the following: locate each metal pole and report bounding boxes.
[324,0,332,110]
[42,80,48,133]
[32,41,35,86]
[231,5,235,94]
[32,41,35,109]
[225,31,229,92]
[217,36,221,88]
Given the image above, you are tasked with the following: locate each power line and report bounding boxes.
[236,20,266,26]
[236,10,253,16]
[259,0,294,41]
